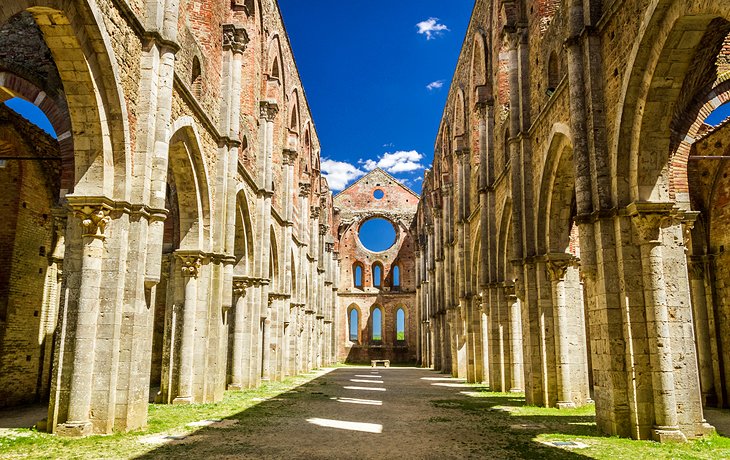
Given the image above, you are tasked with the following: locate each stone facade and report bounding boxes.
[333,169,419,364]
[415,0,728,442]
[0,0,338,436]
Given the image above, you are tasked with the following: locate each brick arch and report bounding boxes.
[612,0,730,205]
[669,80,730,205]
[0,71,73,191]
[0,2,132,199]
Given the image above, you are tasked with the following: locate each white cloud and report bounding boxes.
[416,17,449,40]
[361,150,425,174]
[321,158,365,191]
[426,80,444,91]
[414,177,424,182]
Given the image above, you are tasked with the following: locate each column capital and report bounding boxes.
[260,100,279,121]
[176,252,204,278]
[283,148,298,165]
[72,204,112,240]
[310,206,321,219]
[299,182,312,197]
[546,253,576,282]
[627,202,674,244]
[222,24,249,54]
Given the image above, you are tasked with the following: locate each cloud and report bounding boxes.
[361,150,425,174]
[321,158,365,191]
[426,80,444,91]
[414,177,423,182]
[416,17,449,40]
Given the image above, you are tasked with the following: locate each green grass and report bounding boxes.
[436,386,730,460]
[0,371,329,460]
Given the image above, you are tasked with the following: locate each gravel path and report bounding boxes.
[136,367,590,459]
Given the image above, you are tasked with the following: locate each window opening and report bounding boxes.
[349,309,359,342]
[372,307,382,341]
[396,308,405,341]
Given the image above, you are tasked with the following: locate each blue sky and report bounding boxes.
[279,0,475,194]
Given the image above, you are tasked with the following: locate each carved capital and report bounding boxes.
[310,206,321,219]
[222,24,249,54]
[319,223,329,235]
[283,148,298,166]
[178,254,203,278]
[627,202,675,244]
[546,254,573,282]
[74,205,112,239]
[688,258,705,280]
[260,100,279,121]
[299,182,311,197]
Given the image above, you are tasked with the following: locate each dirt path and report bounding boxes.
[136,367,589,459]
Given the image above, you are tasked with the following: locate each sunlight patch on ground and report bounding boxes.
[355,375,382,378]
[350,379,384,384]
[330,397,383,406]
[344,386,387,392]
[431,382,470,388]
[306,418,383,434]
[421,377,464,382]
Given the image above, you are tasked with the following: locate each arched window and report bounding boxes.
[392,265,401,290]
[371,307,382,341]
[396,308,406,341]
[349,308,359,342]
[353,262,363,289]
[191,56,202,98]
[271,56,280,79]
[372,263,382,288]
[547,51,559,95]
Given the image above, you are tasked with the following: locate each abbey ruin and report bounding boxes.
[0,0,728,448]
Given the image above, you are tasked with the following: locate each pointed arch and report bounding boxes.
[234,189,255,276]
[0,2,132,199]
[168,119,212,251]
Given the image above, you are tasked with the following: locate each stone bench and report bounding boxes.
[370,359,390,368]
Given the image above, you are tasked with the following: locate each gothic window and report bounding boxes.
[191,56,202,98]
[392,264,401,290]
[396,308,406,341]
[349,307,359,342]
[547,51,559,95]
[373,263,383,288]
[353,262,363,289]
[371,307,383,341]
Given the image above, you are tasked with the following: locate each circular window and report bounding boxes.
[358,218,396,252]
[373,189,385,200]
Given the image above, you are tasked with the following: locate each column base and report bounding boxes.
[652,426,687,443]
[227,384,243,391]
[56,421,93,437]
[556,401,576,409]
[172,396,193,405]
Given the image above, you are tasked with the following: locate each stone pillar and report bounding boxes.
[505,284,524,392]
[629,204,684,442]
[228,278,251,390]
[57,205,111,437]
[687,257,716,406]
[173,254,202,405]
[547,254,577,409]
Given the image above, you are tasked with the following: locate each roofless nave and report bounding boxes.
[0,0,728,448]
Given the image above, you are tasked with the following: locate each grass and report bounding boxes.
[434,385,730,460]
[0,370,329,460]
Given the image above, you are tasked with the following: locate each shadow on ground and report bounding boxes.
[133,368,593,460]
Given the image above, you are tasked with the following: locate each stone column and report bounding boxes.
[173,254,202,404]
[547,254,576,409]
[687,257,716,406]
[629,204,684,442]
[503,284,524,392]
[228,278,251,390]
[57,205,111,437]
